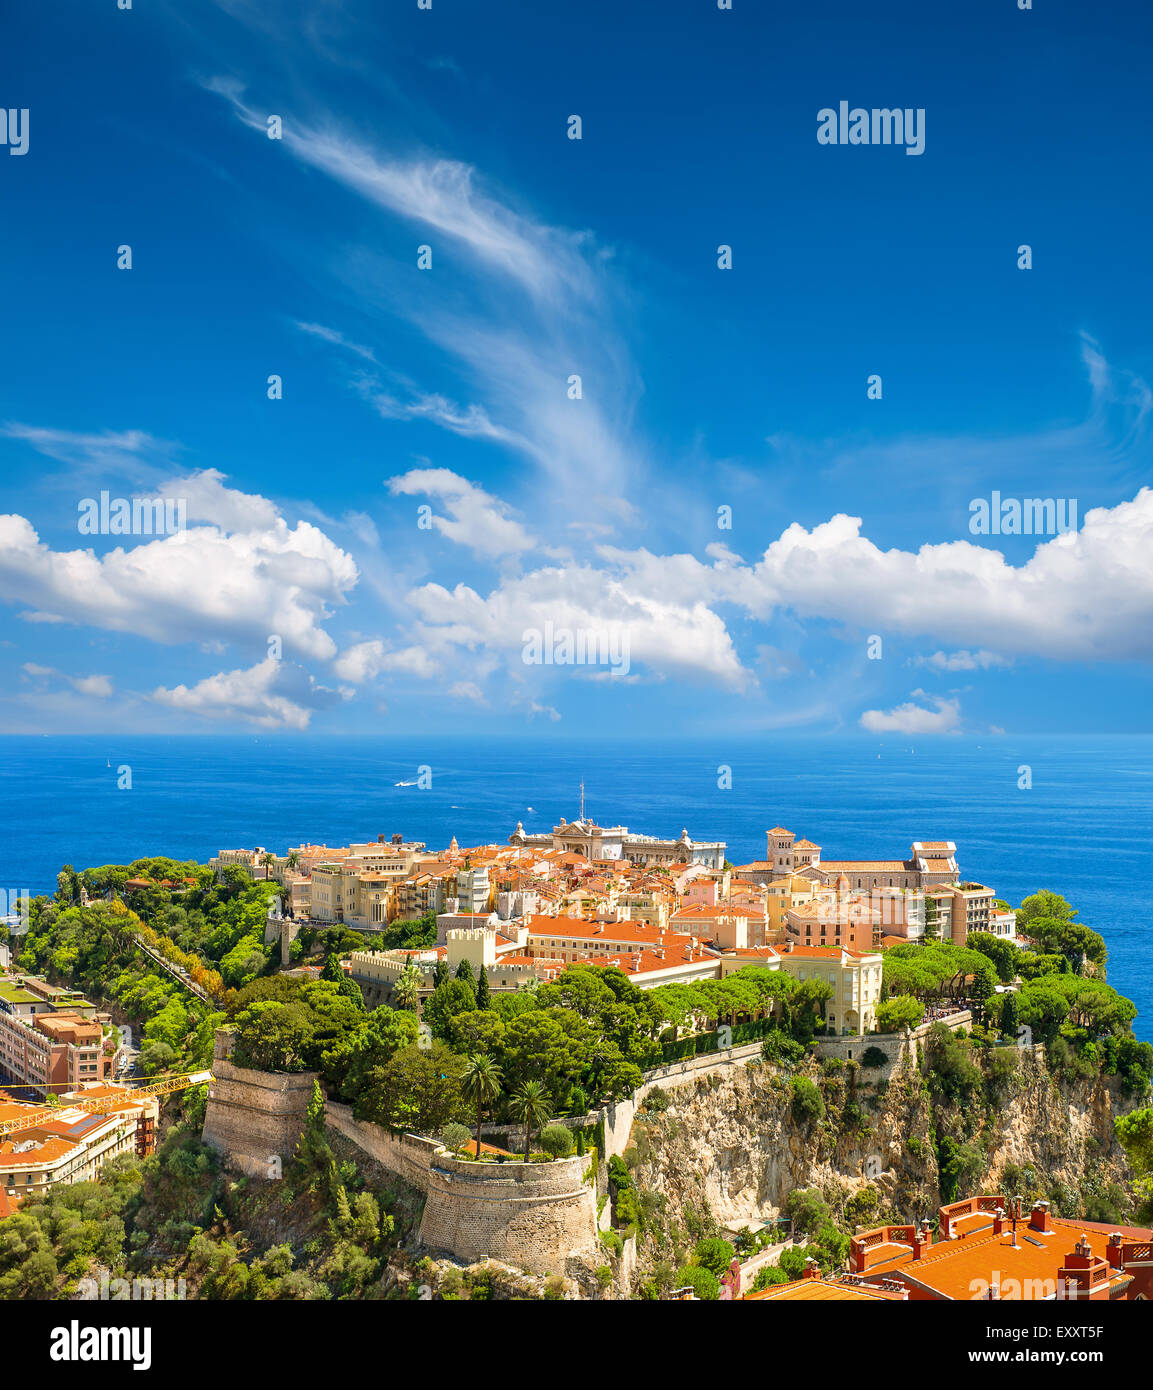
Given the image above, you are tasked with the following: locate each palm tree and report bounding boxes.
[287,852,300,871]
[393,963,423,1012]
[508,1080,551,1160]
[461,1053,502,1159]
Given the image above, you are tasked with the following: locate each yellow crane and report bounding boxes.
[0,1071,213,1139]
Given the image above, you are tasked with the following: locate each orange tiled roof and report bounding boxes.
[744,1278,903,1302]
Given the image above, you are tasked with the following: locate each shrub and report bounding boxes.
[644,1086,670,1113]
[441,1122,471,1153]
[595,1265,613,1290]
[673,1264,719,1301]
[539,1124,574,1159]
[787,1187,832,1238]
[791,1076,825,1125]
[693,1237,736,1278]
[600,1230,623,1257]
[861,1046,888,1070]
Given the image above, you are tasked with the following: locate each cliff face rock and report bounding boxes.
[626,1051,1135,1238]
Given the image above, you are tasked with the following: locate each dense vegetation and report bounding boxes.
[0,1086,422,1300]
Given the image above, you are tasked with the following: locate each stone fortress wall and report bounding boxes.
[201,1030,317,1179]
[202,1032,598,1277]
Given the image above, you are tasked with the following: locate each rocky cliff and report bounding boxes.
[622,1047,1137,1263]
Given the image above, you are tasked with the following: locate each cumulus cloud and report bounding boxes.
[401,563,748,689]
[386,467,536,560]
[860,693,961,734]
[332,638,442,682]
[602,487,1153,664]
[152,658,340,730]
[0,483,358,661]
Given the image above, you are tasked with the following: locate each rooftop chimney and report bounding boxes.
[1029,1200,1053,1235]
[912,1219,933,1259]
[802,1258,821,1281]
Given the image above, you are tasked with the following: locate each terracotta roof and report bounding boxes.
[744,1278,903,1302]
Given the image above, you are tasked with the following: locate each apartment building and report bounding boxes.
[0,978,112,1097]
[0,1087,157,1209]
[523,914,701,966]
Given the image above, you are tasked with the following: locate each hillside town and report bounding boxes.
[2,807,1150,1307]
[212,813,1018,1040]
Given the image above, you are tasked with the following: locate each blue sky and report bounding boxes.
[1,0,1152,736]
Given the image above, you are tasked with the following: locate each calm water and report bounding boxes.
[2,734,1149,1040]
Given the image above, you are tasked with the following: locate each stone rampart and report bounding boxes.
[419,1150,598,1277]
[201,1029,316,1179]
[323,1102,438,1191]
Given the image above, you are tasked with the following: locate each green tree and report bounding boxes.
[475,967,492,1011]
[393,963,423,1012]
[693,1237,736,1279]
[875,995,924,1033]
[356,1041,468,1133]
[460,1052,503,1158]
[508,1079,552,1158]
[674,1264,718,1300]
[1000,991,1021,1042]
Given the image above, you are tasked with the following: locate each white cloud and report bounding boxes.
[0,483,358,662]
[72,674,115,698]
[401,563,748,689]
[386,467,536,559]
[601,487,1153,664]
[206,79,594,306]
[294,320,377,362]
[526,700,561,722]
[332,638,441,682]
[917,649,1012,672]
[860,694,961,735]
[20,663,114,698]
[448,681,487,704]
[152,658,340,730]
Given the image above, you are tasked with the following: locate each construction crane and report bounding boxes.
[0,1071,213,1139]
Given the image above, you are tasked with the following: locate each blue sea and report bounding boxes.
[2,734,1150,1041]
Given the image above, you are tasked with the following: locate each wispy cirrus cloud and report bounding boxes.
[204,77,647,522]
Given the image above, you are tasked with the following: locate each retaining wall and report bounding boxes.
[201,1032,316,1179]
